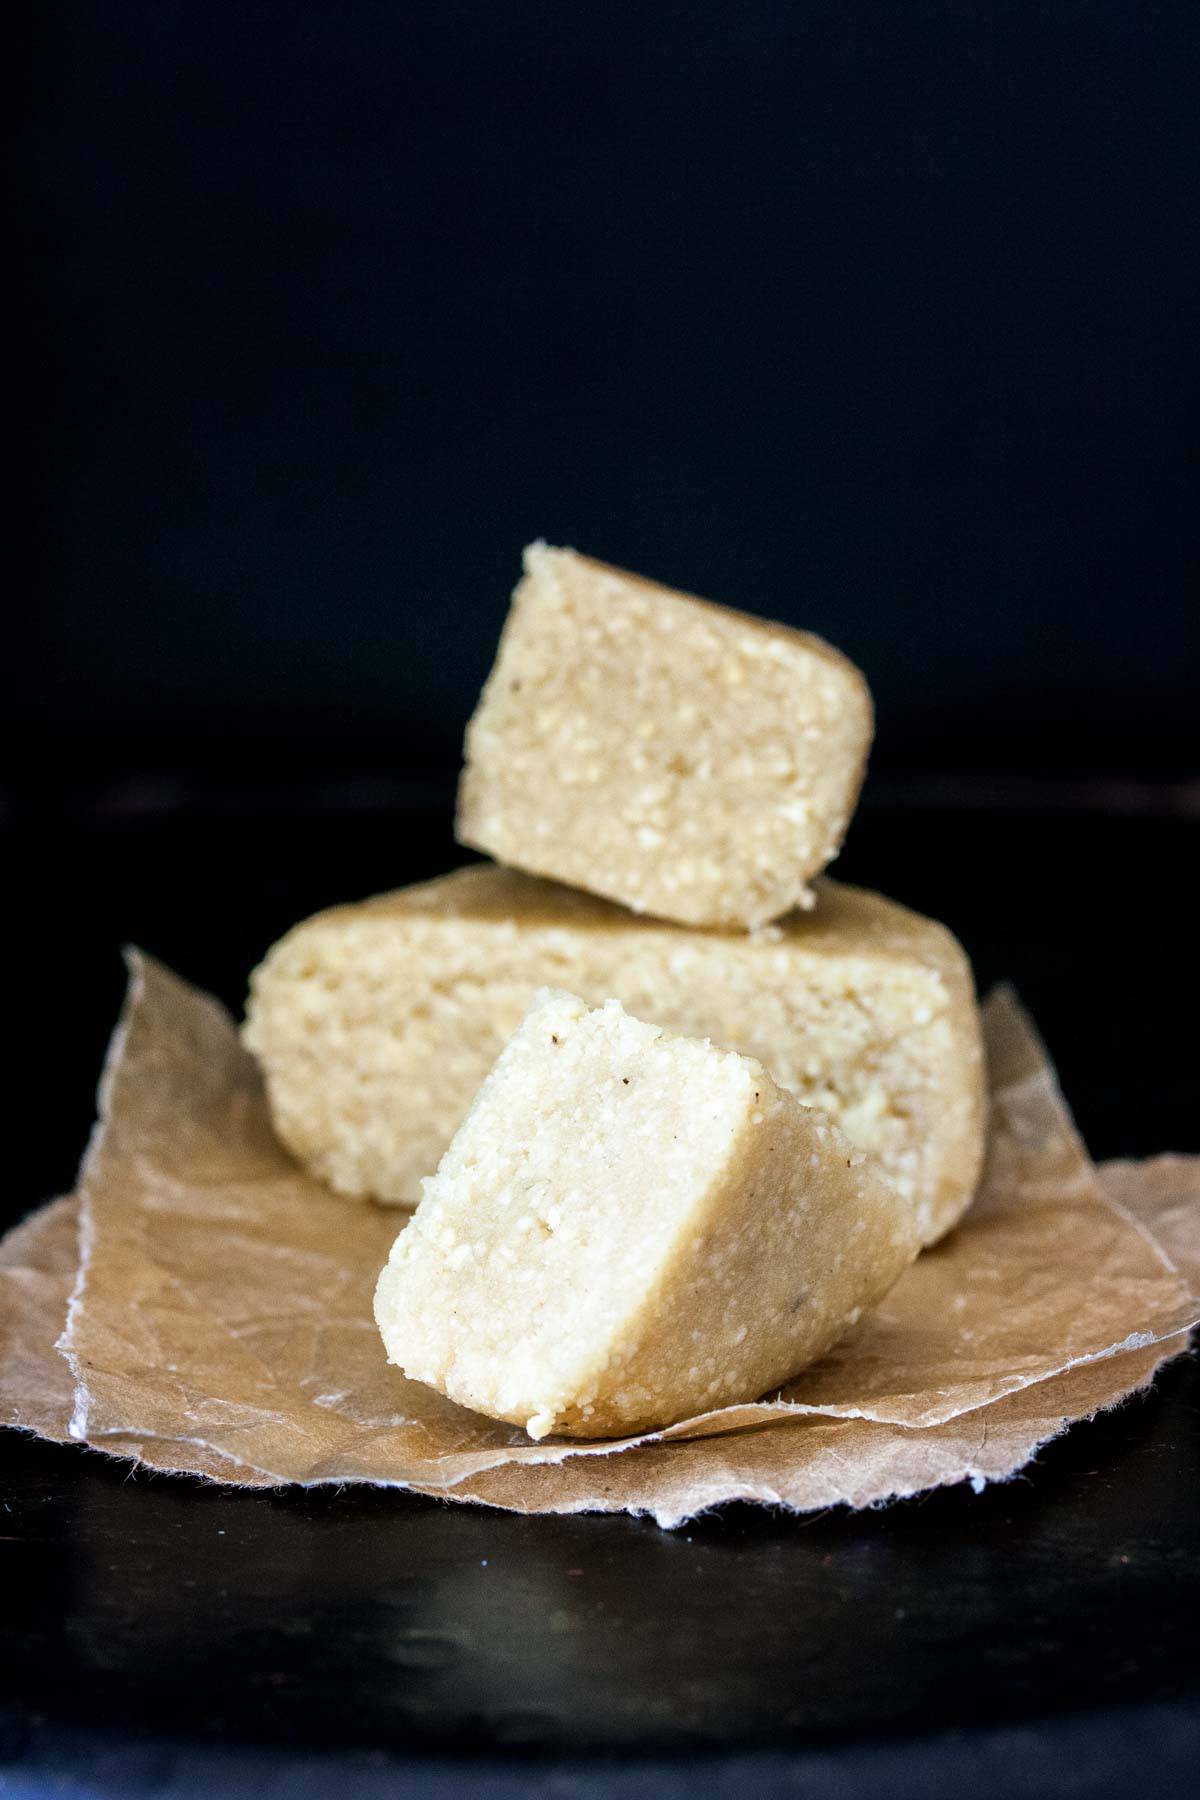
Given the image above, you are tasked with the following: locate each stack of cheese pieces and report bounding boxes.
[245,545,987,1440]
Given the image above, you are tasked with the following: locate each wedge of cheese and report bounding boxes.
[245,865,985,1245]
[456,543,873,928]
[375,991,921,1440]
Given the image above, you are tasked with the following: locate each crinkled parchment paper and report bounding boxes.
[2,954,1196,1526]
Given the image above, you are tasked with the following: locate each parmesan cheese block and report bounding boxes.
[374,990,922,1440]
[456,543,873,928]
[244,865,985,1245]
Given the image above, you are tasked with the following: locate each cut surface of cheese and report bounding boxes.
[456,543,873,928]
[374,990,922,1440]
[245,865,985,1244]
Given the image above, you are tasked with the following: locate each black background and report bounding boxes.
[14,0,1199,798]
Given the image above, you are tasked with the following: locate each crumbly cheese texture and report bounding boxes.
[456,543,873,928]
[244,865,985,1245]
[374,991,921,1440]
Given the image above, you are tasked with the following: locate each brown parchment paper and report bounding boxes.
[2,953,1197,1525]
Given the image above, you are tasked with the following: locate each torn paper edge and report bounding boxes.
[56,948,146,1441]
[469,1338,1194,1530]
[74,1320,1196,1496]
[66,1328,1190,1523]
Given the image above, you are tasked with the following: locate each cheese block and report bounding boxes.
[456,543,873,928]
[244,865,986,1244]
[374,990,922,1440]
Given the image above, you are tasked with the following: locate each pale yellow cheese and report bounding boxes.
[374,990,922,1440]
[456,543,873,928]
[244,865,985,1244]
